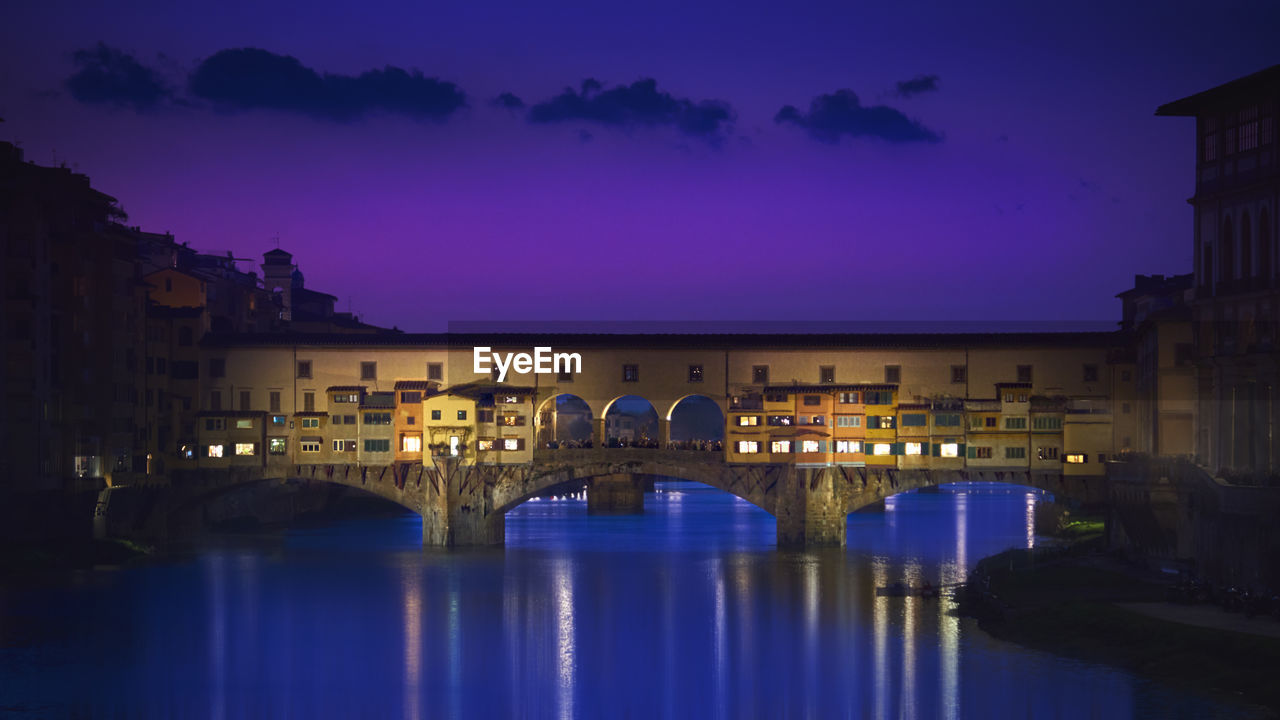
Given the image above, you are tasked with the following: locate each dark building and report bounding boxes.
[1158,64,1280,475]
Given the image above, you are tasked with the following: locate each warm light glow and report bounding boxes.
[478,439,494,451]
[736,440,759,453]
[449,436,460,456]
[872,443,891,455]
[940,442,959,457]
[1066,453,1087,464]
[207,444,224,458]
[737,415,758,426]
[234,442,254,456]
[802,439,820,453]
[503,438,519,451]
[770,440,792,453]
[835,439,862,453]
[904,441,922,455]
[402,435,422,452]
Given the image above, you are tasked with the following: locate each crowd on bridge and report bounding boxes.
[542,438,723,452]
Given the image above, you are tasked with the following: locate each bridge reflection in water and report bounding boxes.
[7,482,1251,718]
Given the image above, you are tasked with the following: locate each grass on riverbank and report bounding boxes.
[967,543,1280,714]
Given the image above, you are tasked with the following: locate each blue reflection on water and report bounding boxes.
[0,482,1254,718]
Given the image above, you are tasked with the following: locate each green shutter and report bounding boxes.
[967,445,977,459]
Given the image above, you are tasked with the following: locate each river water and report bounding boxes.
[0,482,1251,718]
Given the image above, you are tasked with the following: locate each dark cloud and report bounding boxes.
[492,92,525,110]
[894,74,940,98]
[65,43,174,111]
[527,78,735,144]
[775,89,941,144]
[187,48,465,122]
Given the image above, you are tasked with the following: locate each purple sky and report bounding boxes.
[3,0,1278,331]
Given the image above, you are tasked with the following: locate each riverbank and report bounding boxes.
[0,537,153,576]
[960,534,1280,715]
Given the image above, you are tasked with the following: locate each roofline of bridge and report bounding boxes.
[202,330,1124,350]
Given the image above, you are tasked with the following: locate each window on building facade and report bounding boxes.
[1032,416,1062,430]
[503,438,523,451]
[303,392,315,412]
[819,366,835,383]
[364,439,391,453]
[1016,365,1032,383]
[269,391,281,413]
[835,440,862,454]
[940,442,959,457]
[207,444,224,458]
[687,364,704,382]
[738,415,760,426]
[1065,453,1087,464]
[297,360,312,379]
[209,358,225,378]
[803,395,822,406]
[904,442,923,456]
[1240,106,1259,152]
[872,443,892,456]
[427,362,443,381]
[934,413,962,427]
[301,417,320,429]
[269,438,287,455]
[235,418,253,429]
[457,410,467,421]
[431,409,441,420]
[478,409,494,423]
[736,441,759,454]
[239,390,251,411]
[300,441,321,453]
[1005,417,1027,430]
[230,443,253,456]
[400,391,421,404]
[951,365,967,384]
[402,435,422,453]
[204,418,225,431]
[1005,446,1027,459]
[360,362,377,381]
[971,446,993,459]
[1083,364,1099,383]
[901,413,927,427]
[838,392,860,403]
[270,415,286,427]
[210,390,222,411]
[884,365,901,384]
[363,412,392,425]
[752,365,769,384]
[1038,446,1059,460]
[835,415,861,427]
[622,364,639,382]
[478,439,495,451]
[802,440,821,453]
[867,416,896,429]
[766,415,794,426]
[771,440,792,453]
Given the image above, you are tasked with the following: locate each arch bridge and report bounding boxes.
[164,449,1105,548]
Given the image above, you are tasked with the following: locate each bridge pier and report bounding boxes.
[420,459,506,547]
[775,467,848,549]
[587,473,646,515]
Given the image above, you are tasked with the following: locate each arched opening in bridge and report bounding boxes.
[536,393,594,448]
[602,395,659,448]
[667,394,724,449]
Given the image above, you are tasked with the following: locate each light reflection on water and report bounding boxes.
[0,482,1256,718]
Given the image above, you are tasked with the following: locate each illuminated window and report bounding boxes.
[1066,453,1087,464]
[301,417,319,429]
[771,440,792,453]
[234,443,255,456]
[802,440,820,453]
[270,415,286,426]
[736,441,759,454]
[300,441,321,453]
[402,435,422,453]
[798,415,825,425]
[503,438,521,451]
[478,439,495,451]
[334,393,359,403]
[449,436,460,456]
[904,442,923,456]
[872,443,892,456]
[867,416,896,429]
[235,418,253,429]
[207,444,224,458]
[940,442,959,458]
[268,438,287,455]
[737,415,760,426]
[838,392,860,403]
[835,440,862,453]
